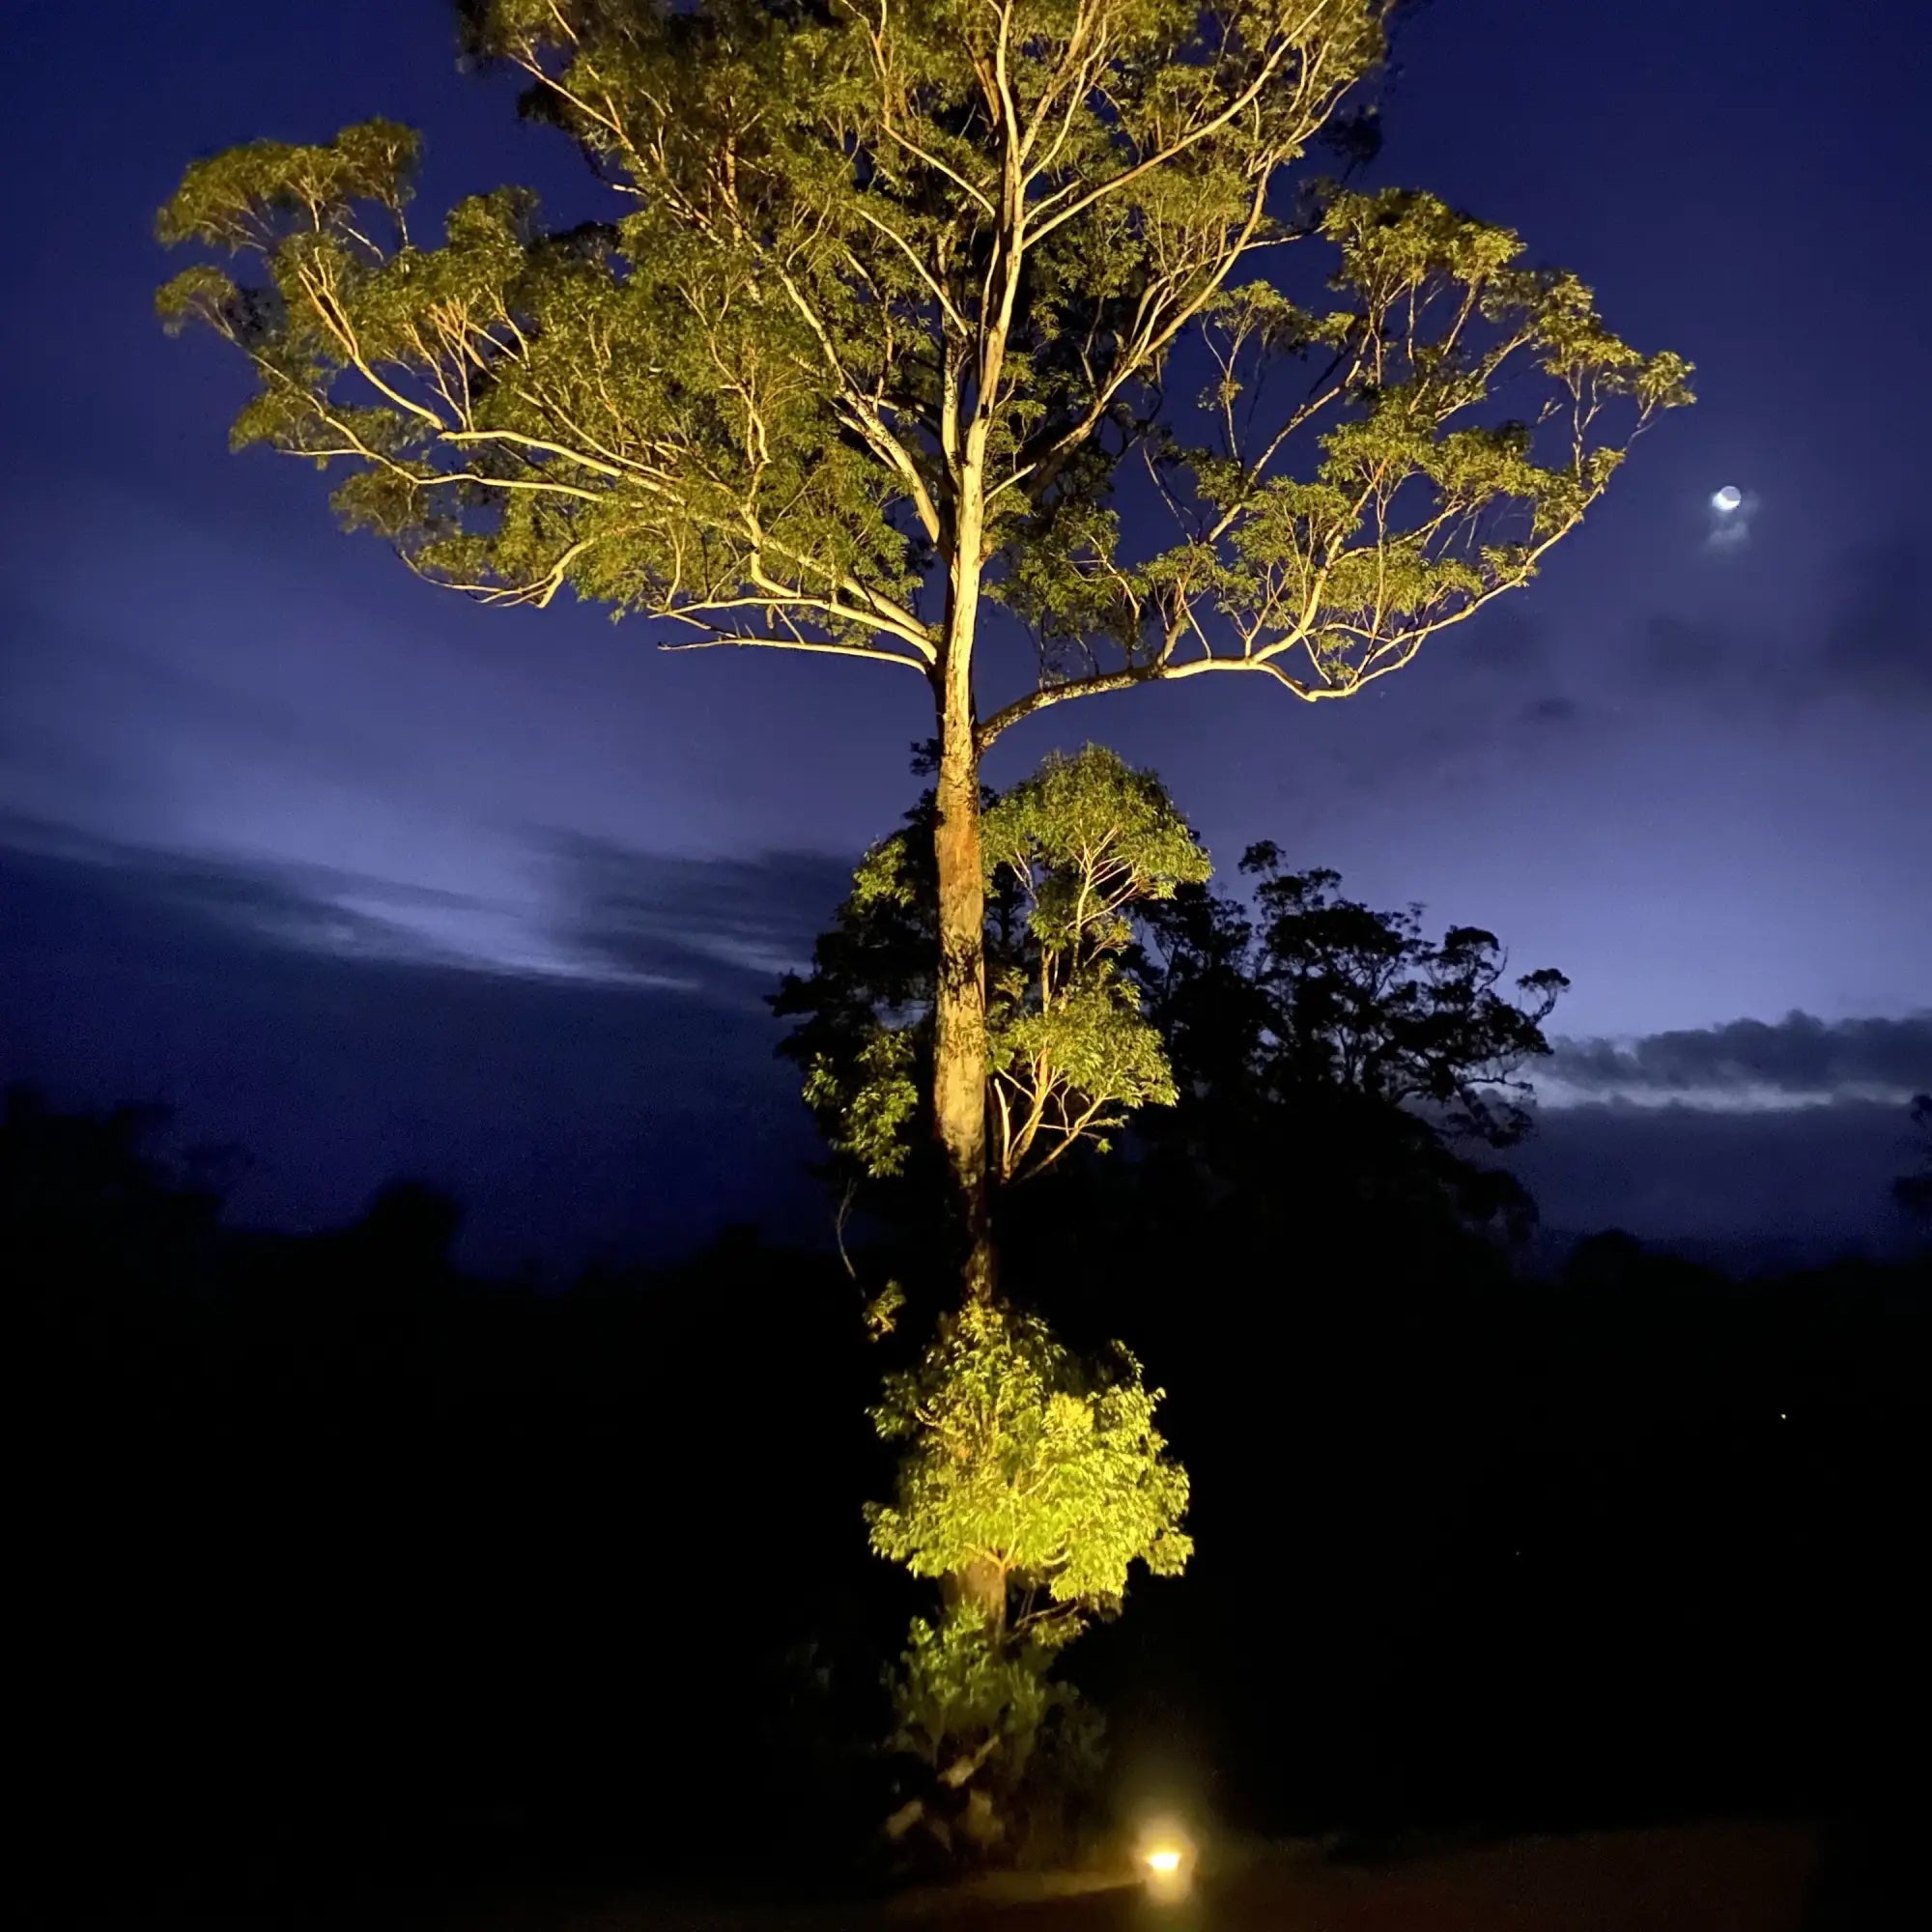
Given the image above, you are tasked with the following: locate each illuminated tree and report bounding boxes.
[779,746,1204,1846]
[779,746,1208,1197]
[867,1293,1189,1850]
[159,0,1690,1301]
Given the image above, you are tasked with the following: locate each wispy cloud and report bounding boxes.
[0,812,526,972]
[0,810,854,1000]
[541,831,852,997]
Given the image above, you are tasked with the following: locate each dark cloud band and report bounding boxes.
[1551,1010,1932,1099]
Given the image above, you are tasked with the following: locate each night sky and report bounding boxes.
[4,0,1928,1271]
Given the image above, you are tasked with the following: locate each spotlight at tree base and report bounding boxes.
[1137,1823,1197,1901]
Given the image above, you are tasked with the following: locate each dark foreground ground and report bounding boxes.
[216,1822,1829,1932]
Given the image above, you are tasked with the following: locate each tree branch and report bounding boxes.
[979,653,1311,749]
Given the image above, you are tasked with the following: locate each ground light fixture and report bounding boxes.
[1136,1822,1197,1902]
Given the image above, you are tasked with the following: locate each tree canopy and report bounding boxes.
[868,1295,1191,1639]
[1142,845,1568,1146]
[158,1,1689,709]
[159,0,1689,1301]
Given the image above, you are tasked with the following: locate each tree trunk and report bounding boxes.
[950,1553,1008,1638]
[931,468,995,1306]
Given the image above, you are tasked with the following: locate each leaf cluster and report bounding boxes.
[867,1295,1192,1645]
[1000,185,1693,727]
[881,1602,1105,1862]
[776,747,1206,1187]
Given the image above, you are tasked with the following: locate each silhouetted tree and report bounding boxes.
[352,1179,465,1271]
[1131,850,1565,1242]
[1142,849,1568,1143]
[9,1089,883,1911]
[5,1085,228,1323]
[159,0,1690,1301]
[11,1089,1927,1901]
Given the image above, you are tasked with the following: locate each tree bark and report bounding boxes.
[951,1553,1008,1638]
[931,463,995,1306]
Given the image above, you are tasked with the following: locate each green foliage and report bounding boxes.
[804,1027,920,1180]
[1011,187,1694,710]
[779,747,1208,1188]
[883,1606,1102,1860]
[157,119,420,253]
[863,1278,907,1342]
[158,4,1687,709]
[891,1609,1063,1773]
[982,750,1210,1179]
[868,1296,1192,1641]
[982,746,1212,950]
[867,1293,1187,1855]
[777,805,976,1187]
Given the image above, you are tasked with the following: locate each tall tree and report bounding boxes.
[159,0,1690,1299]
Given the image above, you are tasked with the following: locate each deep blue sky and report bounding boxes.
[3,1,1928,1269]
